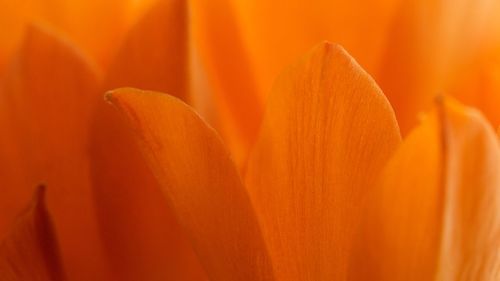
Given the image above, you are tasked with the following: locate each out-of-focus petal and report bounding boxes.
[0,186,66,281]
[0,0,157,76]
[451,58,500,128]
[92,1,208,279]
[52,0,135,68]
[352,98,500,280]
[0,25,111,281]
[190,0,264,164]
[350,101,444,280]
[438,99,500,280]
[0,0,55,78]
[245,42,401,280]
[233,0,399,103]
[106,88,276,281]
[376,0,500,134]
[105,0,188,101]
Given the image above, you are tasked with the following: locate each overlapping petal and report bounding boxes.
[376,0,500,133]
[352,98,500,280]
[91,0,208,279]
[233,0,399,102]
[245,42,401,280]
[0,1,499,280]
[451,58,500,128]
[106,88,275,281]
[0,186,66,281]
[90,102,207,281]
[0,25,111,281]
[0,0,155,77]
[105,0,189,101]
[190,0,264,164]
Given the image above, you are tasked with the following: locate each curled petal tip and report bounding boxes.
[104,87,137,104]
[104,91,116,103]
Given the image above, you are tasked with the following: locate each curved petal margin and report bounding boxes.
[106,88,275,281]
[0,186,66,281]
[351,98,500,280]
[245,42,401,280]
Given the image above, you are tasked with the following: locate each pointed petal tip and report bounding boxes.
[105,86,275,281]
[434,94,445,105]
[437,95,492,127]
[316,40,343,52]
[312,41,361,65]
[17,21,102,80]
[307,41,386,93]
[245,40,402,280]
[359,93,500,280]
[310,41,347,60]
[304,41,400,138]
[0,185,66,281]
[33,184,46,206]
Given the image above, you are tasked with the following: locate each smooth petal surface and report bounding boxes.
[0,26,110,281]
[451,58,500,128]
[233,0,399,104]
[92,1,207,279]
[90,102,208,281]
[245,42,401,280]
[0,186,65,281]
[55,0,158,68]
[107,88,275,281]
[376,0,500,133]
[352,98,500,280]
[0,0,57,77]
[438,100,500,280]
[190,0,264,164]
[0,0,142,76]
[105,0,188,101]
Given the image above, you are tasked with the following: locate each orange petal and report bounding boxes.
[451,57,500,128]
[376,0,500,134]
[106,88,276,281]
[190,0,264,164]
[438,99,500,280]
[244,42,401,280]
[44,0,128,68]
[90,102,208,281]
[352,98,500,280]
[0,186,66,281]
[0,0,55,78]
[233,0,399,106]
[92,1,207,279]
[0,0,148,76]
[105,0,221,162]
[58,0,161,68]
[0,25,111,281]
[105,0,189,102]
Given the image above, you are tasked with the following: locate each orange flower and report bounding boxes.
[0,0,499,280]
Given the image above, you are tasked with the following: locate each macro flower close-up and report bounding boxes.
[0,0,499,280]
